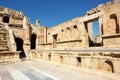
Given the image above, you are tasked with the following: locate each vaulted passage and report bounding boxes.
[15,38,26,59]
[110,14,119,33]
[31,34,36,49]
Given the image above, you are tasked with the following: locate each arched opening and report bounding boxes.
[48,54,51,61]
[76,57,81,66]
[31,34,37,49]
[53,34,58,48]
[3,16,9,23]
[73,25,77,29]
[60,56,64,64]
[15,38,26,59]
[105,60,114,73]
[110,14,119,33]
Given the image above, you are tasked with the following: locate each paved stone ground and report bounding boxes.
[0,61,111,80]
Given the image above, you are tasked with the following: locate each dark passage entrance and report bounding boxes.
[15,38,26,59]
[53,34,58,48]
[76,57,81,66]
[3,16,9,23]
[31,34,36,49]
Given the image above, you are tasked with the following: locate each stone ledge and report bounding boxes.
[101,34,120,38]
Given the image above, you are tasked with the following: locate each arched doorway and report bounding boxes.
[110,14,119,33]
[31,34,36,49]
[15,38,26,59]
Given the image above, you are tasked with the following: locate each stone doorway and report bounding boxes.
[31,34,36,49]
[60,56,64,64]
[53,34,58,48]
[76,57,81,66]
[85,19,102,47]
[15,38,26,59]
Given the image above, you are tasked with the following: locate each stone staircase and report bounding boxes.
[0,24,9,51]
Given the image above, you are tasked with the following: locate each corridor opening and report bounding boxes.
[15,38,26,59]
[3,16,9,23]
[31,34,36,49]
[85,19,102,47]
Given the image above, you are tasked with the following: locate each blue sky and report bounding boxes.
[0,0,112,27]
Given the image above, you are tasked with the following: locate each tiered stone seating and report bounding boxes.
[0,24,9,51]
[0,24,20,63]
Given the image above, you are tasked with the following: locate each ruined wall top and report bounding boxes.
[86,4,105,15]
[86,0,120,15]
[0,6,24,19]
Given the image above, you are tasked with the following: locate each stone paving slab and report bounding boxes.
[13,64,53,80]
[7,66,31,80]
[24,61,110,80]
[0,66,14,80]
[0,61,111,80]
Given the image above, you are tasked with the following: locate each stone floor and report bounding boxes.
[0,61,111,80]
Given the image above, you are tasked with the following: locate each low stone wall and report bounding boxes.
[30,50,120,80]
[0,51,20,63]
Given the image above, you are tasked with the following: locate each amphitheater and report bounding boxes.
[0,0,120,80]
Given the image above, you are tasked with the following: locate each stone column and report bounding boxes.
[23,16,31,59]
[23,17,31,44]
[99,17,103,36]
[79,22,89,47]
[118,19,120,33]
[87,22,94,41]
[44,27,47,44]
[36,20,40,49]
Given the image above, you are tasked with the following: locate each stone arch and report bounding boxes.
[3,16,10,23]
[31,34,37,49]
[15,38,26,59]
[105,60,114,73]
[110,14,119,33]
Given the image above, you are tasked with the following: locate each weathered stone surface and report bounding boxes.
[0,0,120,80]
